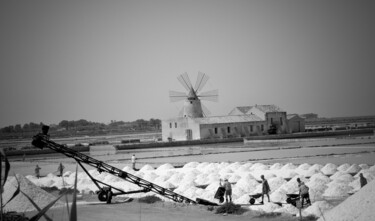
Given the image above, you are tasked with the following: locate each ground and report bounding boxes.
[23,195,311,221]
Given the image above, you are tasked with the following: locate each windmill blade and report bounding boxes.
[194,72,209,93]
[202,103,211,117]
[169,90,187,102]
[198,89,218,102]
[177,72,193,92]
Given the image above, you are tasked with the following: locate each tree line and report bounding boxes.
[0,118,161,138]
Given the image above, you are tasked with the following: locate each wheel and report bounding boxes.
[249,198,255,205]
[98,190,108,202]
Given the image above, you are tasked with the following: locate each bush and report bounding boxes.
[215,202,246,215]
[138,195,162,204]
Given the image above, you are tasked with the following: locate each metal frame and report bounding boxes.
[32,134,196,204]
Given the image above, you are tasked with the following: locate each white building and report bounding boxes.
[162,104,304,141]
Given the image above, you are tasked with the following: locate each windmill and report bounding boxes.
[169,72,218,118]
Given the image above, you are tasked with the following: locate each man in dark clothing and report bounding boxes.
[359,173,367,188]
[58,162,65,177]
[260,175,270,204]
[297,178,311,207]
[220,178,232,202]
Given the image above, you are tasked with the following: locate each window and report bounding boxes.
[175,122,177,128]
[214,127,218,134]
[280,117,283,125]
[261,125,264,131]
[250,125,253,132]
[169,123,172,128]
[227,126,231,133]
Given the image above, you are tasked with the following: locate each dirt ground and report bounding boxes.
[24,195,307,221]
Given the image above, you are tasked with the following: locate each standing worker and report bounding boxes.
[131,154,136,170]
[219,178,232,203]
[260,175,270,204]
[297,178,311,207]
[57,162,65,177]
[359,173,367,188]
[35,164,41,179]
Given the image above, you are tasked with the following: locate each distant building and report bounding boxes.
[162,104,305,141]
[287,114,305,133]
[301,113,318,119]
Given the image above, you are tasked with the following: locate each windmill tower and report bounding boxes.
[169,72,218,118]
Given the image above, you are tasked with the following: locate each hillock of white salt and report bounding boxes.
[359,164,369,170]
[323,180,352,198]
[300,200,333,218]
[345,164,361,174]
[270,163,283,170]
[139,164,154,171]
[321,163,337,175]
[337,163,351,172]
[281,163,297,170]
[250,163,268,171]
[183,161,199,169]
[228,174,242,183]
[330,172,353,183]
[237,162,253,171]
[318,180,375,221]
[196,162,210,170]
[297,163,312,170]
[268,177,287,191]
[309,164,324,171]
[249,202,282,213]
[3,174,64,212]
[157,163,174,171]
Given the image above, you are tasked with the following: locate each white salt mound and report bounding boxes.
[345,164,361,174]
[321,163,337,175]
[301,200,333,218]
[3,174,64,212]
[139,164,154,171]
[318,180,375,221]
[157,163,174,171]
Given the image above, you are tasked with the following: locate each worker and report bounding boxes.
[131,154,136,170]
[57,162,65,177]
[32,125,50,149]
[260,175,270,204]
[359,173,367,188]
[297,178,311,207]
[35,164,41,178]
[219,178,232,203]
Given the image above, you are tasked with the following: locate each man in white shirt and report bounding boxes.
[131,154,136,170]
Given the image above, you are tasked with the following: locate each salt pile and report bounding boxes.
[3,174,64,212]
[299,201,333,217]
[318,180,375,221]
[321,163,337,175]
[20,160,374,219]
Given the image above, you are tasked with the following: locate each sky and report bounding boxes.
[1,0,375,128]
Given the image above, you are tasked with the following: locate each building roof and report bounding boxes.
[235,106,252,114]
[253,104,284,113]
[287,114,303,120]
[192,114,263,124]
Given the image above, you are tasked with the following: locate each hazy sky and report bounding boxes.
[1,0,374,127]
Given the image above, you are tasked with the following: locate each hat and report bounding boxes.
[224,178,228,181]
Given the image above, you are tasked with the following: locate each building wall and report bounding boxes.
[288,117,306,133]
[265,112,289,133]
[162,117,202,141]
[199,121,266,139]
